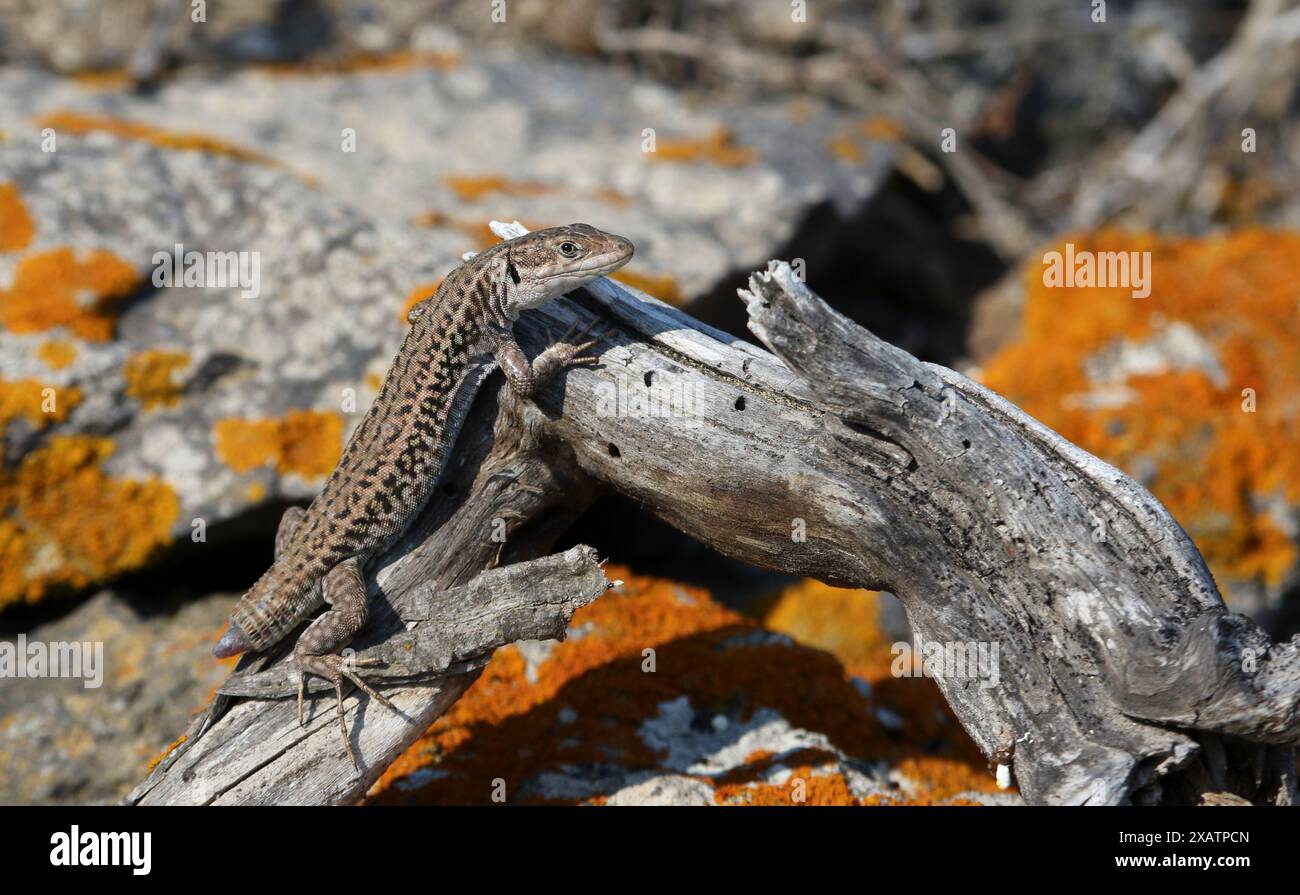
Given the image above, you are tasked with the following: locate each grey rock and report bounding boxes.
[0,590,233,805]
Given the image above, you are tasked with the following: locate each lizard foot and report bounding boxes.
[543,318,610,369]
[297,652,402,772]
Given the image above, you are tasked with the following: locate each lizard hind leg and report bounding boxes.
[292,556,402,771]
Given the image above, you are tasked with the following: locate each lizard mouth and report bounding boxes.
[541,253,631,281]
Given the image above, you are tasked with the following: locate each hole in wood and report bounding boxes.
[607,443,621,458]
[734,396,746,411]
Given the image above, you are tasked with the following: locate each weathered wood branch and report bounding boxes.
[131,235,1297,805]
[128,537,610,805]
[508,260,1296,805]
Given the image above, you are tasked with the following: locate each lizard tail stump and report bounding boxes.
[213,624,251,658]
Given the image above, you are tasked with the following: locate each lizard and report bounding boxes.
[212,223,634,769]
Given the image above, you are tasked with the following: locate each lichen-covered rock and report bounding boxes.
[0,589,234,804]
[367,569,1009,806]
[0,56,894,607]
[979,231,1300,620]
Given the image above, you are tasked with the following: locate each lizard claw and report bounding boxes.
[548,318,610,369]
[296,652,405,772]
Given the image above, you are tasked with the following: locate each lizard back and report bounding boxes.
[229,260,497,650]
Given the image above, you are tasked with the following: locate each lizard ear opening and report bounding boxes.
[506,257,521,286]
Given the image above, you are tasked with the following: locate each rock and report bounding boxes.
[0,589,233,804]
[0,55,895,608]
[366,567,1007,805]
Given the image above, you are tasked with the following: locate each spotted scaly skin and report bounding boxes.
[213,224,633,768]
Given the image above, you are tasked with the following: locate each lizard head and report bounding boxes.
[503,223,634,314]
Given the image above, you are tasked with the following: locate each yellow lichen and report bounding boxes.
[213,410,343,478]
[257,50,461,77]
[442,174,552,203]
[0,246,139,340]
[35,340,77,370]
[827,133,867,164]
[70,69,135,92]
[123,349,189,410]
[610,269,683,305]
[145,734,186,772]
[860,117,905,141]
[0,182,35,252]
[982,230,1300,594]
[0,435,179,608]
[35,110,277,166]
[401,279,443,323]
[0,379,82,436]
[651,127,757,166]
[592,186,631,207]
[827,118,904,166]
[761,580,893,678]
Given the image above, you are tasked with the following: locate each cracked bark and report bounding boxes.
[130,259,1298,806]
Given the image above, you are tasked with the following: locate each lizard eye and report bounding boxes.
[559,241,580,258]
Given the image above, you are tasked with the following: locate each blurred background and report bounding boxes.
[0,0,1297,805]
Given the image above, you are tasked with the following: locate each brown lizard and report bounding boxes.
[213,223,633,768]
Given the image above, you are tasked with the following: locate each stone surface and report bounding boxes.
[0,589,233,805]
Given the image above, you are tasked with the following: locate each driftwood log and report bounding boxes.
[130,225,1298,805]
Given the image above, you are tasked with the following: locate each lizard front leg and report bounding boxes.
[293,556,401,771]
[492,320,606,399]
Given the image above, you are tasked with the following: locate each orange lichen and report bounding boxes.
[592,186,631,207]
[0,379,81,436]
[827,133,867,164]
[715,762,863,806]
[401,279,443,323]
[443,174,552,203]
[368,566,991,806]
[761,580,894,677]
[827,118,904,166]
[245,482,266,503]
[0,182,35,252]
[0,435,179,608]
[651,127,757,166]
[0,247,139,340]
[982,230,1300,594]
[892,756,999,802]
[213,410,343,478]
[411,212,519,251]
[258,50,461,77]
[860,117,905,141]
[70,69,134,92]
[610,269,683,305]
[123,349,189,410]
[35,110,277,167]
[145,734,187,772]
[35,340,77,370]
